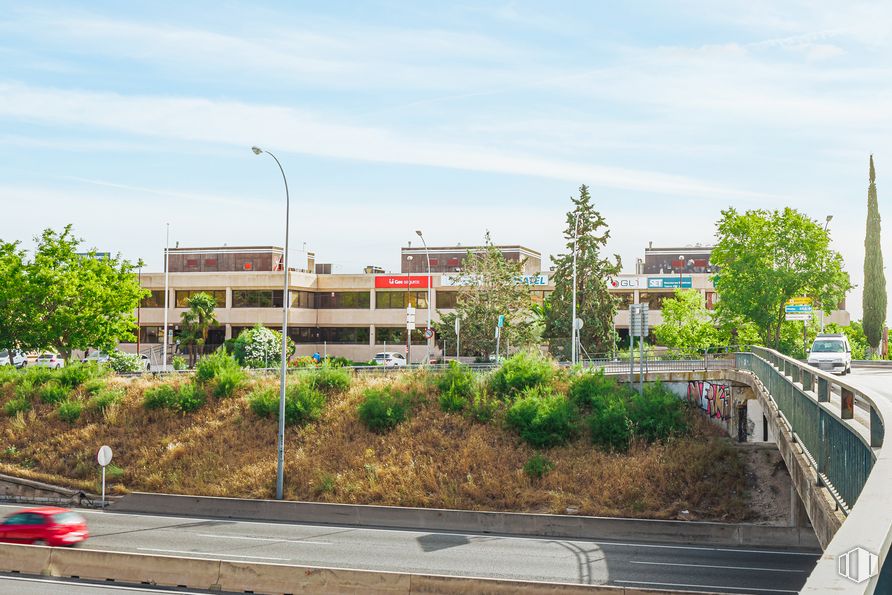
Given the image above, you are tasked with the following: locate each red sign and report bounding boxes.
[375,275,429,289]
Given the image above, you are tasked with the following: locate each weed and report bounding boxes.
[628,382,689,443]
[213,366,246,398]
[314,472,336,495]
[39,381,69,405]
[4,397,30,416]
[505,387,578,448]
[489,351,554,399]
[308,363,351,394]
[58,362,105,389]
[569,369,621,411]
[466,389,499,423]
[588,399,632,452]
[144,385,178,410]
[248,383,325,426]
[176,383,205,413]
[523,454,555,480]
[82,377,107,396]
[88,388,125,412]
[172,355,187,370]
[357,387,410,433]
[57,400,83,424]
[196,350,242,384]
[105,464,124,481]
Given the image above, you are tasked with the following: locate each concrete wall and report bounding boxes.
[0,473,96,507]
[113,492,819,550]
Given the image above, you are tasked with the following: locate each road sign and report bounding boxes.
[630,304,649,336]
[787,297,813,306]
[454,317,460,335]
[406,305,416,330]
[573,317,584,331]
[785,313,811,321]
[424,328,434,339]
[785,305,813,313]
[97,445,113,467]
[497,315,505,328]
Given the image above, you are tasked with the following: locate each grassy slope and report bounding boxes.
[0,372,750,521]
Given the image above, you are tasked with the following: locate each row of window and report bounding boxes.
[139,325,438,345]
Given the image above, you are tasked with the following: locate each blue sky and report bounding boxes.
[0,1,889,319]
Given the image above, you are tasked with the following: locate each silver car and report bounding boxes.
[0,350,27,368]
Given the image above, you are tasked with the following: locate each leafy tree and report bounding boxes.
[433,233,536,360]
[545,185,621,358]
[22,226,146,361]
[825,321,871,360]
[230,324,294,367]
[0,241,30,364]
[711,208,850,352]
[179,292,218,366]
[654,289,721,355]
[863,155,887,351]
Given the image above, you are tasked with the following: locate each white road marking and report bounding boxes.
[616,579,798,593]
[0,573,205,593]
[196,532,331,545]
[630,559,807,573]
[136,547,288,561]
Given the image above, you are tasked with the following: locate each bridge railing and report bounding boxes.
[737,346,892,593]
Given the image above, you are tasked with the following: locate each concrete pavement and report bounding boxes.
[0,504,817,594]
[0,574,209,594]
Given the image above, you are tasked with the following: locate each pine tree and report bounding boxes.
[863,155,887,351]
[545,185,622,357]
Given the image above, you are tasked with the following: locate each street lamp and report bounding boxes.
[571,212,581,365]
[406,255,413,363]
[415,230,432,364]
[251,145,291,501]
[821,215,833,331]
[824,215,833,231]
[678,254,685,289]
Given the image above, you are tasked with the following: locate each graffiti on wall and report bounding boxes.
[687,380,732,422]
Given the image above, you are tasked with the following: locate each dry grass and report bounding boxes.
[0,371,751,520]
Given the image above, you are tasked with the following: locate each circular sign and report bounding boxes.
[97,445,113,467]
[573,317,584,331]
[425,328,434,339]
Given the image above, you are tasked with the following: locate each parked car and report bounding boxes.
[807,334,852,375]
[374,351,407,367]
[82,351,111,365]
[0,506,88,546]
[0,349,27,368]
[34,353,65,369]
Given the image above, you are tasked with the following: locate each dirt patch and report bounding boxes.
[738,443,796,526]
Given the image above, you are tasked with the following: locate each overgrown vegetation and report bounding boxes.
[357,387,411,432]
[248,383,326,427]
[489,351,554,399]
[506,387,578,447]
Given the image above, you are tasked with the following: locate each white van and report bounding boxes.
[807,334,852,375]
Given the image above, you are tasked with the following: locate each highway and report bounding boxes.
[0,504,817,594]
[848,367,892,399]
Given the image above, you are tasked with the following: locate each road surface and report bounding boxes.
[0,504,817,594]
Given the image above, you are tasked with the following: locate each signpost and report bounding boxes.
[97,445,113,508]
[406,305,415,365]
[454,317,461,360]
[785,298,813,355]
[629,304,649,393]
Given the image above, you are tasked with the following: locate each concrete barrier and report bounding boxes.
[113,491,820,550]
[0,542,718,594]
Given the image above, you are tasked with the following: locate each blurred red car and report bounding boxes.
[0,506,88,546]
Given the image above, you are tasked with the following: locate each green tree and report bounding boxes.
[863,155,887,351]
[653,289,721,355]
[825,321,870,360]
[545,185,621,358]
[24,226,146,361]
[433,233,536,360]
[711,208,850,352]
[179,292,218,366]
[0,241,30,364]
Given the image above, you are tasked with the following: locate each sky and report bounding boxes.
[0,1,890,320]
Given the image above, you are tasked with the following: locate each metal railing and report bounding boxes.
[737,346,892,593]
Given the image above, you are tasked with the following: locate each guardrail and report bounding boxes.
[736,346,892,593]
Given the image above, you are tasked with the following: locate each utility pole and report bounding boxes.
[571,211,581,365]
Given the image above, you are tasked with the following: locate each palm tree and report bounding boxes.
[180,292,218,367]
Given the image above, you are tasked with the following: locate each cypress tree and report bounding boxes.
[863,155,887,351]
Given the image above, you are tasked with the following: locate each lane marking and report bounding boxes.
[630,560,807,573]
[615,579,798,593]
[136,547,288,561]
[197,532,332,545]
[0,573,205,593]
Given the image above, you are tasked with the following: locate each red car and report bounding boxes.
[0,507,89,546]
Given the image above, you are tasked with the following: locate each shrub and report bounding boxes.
[23,366,54,387]
[588,399,632,452]
[357,387,410,433]
[467,389,499,423]
[106,351,142,373]
[436,362,474,399]
[176,383,205,412]
[172,355,187,370]
[143,384,178,410]
[569,369,621,410]
[82,377,107,395]
[248,384,326,426]
[195,350,242,384]
[523,454,555,480]
[628,382,688,443]
[14,379,35,401]
[4,397,30,416]
[439,384,468,412]
[231,325,295,368]
[505,388,578,448]
[58,361,104,388]
[213,366,246,398]
[88,388,125,412]
[57,400,83,423]
[39,381,69,405]
[489,352,554,399]
[308,363,351,394]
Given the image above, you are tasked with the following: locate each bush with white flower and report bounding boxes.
[232,325,295,368]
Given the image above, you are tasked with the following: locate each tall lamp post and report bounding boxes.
[821,215,833,332]
[162,224,170,371]
[251,146,291,501]
[415,230,432,364]
[571,212,581,365]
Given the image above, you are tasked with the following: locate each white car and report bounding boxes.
[34,353,65,369]
[0,350,27,368]
[807,334,851,375]
[82,351,111,364]
[374,352,407,367]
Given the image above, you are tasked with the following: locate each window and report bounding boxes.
[705,292,717,310]
[291,291,315,309]
[315,291,371,309]
[287,327,319,344]
[140,290,165,308]
[376,327,426,345]
[614,292,635,307]
[436,291,458,309]
[175,290,226,308]
[639,291,670,310]
[232,290,283,308]
[139,326,163,344]
[286,327,371,344]
[376,291,428,309]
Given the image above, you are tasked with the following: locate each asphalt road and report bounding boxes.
[0,504,817,594]
[0,574,210,594]
[848,367,892,400]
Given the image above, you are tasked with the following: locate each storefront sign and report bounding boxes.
[609,277,645,289]
[442,274,548,287]
[648,277,693,289]
[375,275,430,289]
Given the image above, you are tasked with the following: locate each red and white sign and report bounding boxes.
[375,275,430,289]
